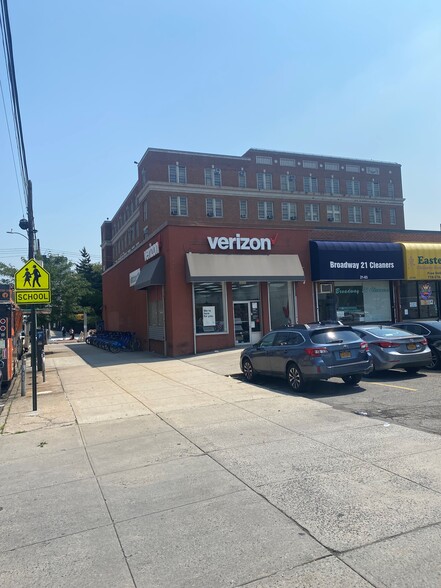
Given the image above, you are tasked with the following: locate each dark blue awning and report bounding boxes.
[134,256,165,290]
[310,241,404,281]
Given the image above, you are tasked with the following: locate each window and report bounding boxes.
[367,179,380,198]
[205,167,222,187]
[303,176,318,193]
[148,286,165,341]
[168,164,187,184]
[304,203,320,222]
[325,177,340,194]
[240,200,248,219]
[238,170,247,188]
[327,204,341,222]
[257,172,273,190]
[206,198,223,217]
[279,158,295,167]
[281,202,297,221]
[170,196,188,216]
[369,207,382,224]
[143,201,148,221]
[258,201,274,220]
[194,282,226,334]
[346,178,360,196]
[303,160,318,169]
[325,162,339,171]
[280,174,296,192]
[388,181,395,199]
[269,282,295,329]
[348,205,362,223]
[346,164,360,173]
[389,208,397,225]
[366,166,380,175]
[256,155,273,165]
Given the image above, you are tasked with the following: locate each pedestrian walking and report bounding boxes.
[69,328,74,340]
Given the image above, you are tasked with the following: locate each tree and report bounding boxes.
[0,262,18,284]
[75,247,102,325]
[40,254,90,327]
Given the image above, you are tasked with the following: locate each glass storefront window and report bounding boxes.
[194,282,226,334]
[317,281,392,324]
[269,282,293,329]
[232,282,259,301]
[400,281,418,319]
[401,281,439,319]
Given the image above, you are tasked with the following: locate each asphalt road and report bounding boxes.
[232,368,441,436]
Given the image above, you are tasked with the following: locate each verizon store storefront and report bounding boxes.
[310,241,404,324]
[119,226,309,355]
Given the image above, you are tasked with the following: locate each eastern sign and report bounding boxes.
[310,241,404,281]
[401,243,441,280]
[14,259,51,305]
[144,241,160,261]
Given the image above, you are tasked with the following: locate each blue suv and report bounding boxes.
[240,323,373,392]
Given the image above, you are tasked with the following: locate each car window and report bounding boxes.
[399,324,424,335]
[311,329,360,344]
[259,332,277,347]
[362,327,414,338]
[274,331,304,346]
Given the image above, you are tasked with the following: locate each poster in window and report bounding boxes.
[203,306,216,327]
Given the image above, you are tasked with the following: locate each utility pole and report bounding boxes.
[27,179,38,411]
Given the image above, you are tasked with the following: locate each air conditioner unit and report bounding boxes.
[207,212,213,217]
[215,168,221,174]
[171,210,178,215]
[240,214,247,219]
[290,216,297,221]
[320,283,333,294]
[328,217,334,222]
[267,215,273,219]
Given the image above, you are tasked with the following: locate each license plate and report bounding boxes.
[407,343,416,350]
[340,350,351,359]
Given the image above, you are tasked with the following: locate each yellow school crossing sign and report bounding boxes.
[14,259,51,305]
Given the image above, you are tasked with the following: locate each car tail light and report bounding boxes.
[421,338,428,345]
[305,347,329,356]
[371,341,400,348]
[360,341,369,351]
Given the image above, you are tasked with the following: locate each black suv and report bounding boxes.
[394,321,441,369]
[240,322,373,392]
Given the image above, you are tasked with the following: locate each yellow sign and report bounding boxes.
[400,243,441,281]
[14,259,51,305]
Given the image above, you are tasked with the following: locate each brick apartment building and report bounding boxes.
[101,147,441,356]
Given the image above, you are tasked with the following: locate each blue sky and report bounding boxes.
[1,0,440,269]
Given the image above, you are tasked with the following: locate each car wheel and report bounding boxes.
[287,363,304,392]
[342,374,362,386]
[404,367,420,374]
[425,347,441,370]
[242,358,255,382]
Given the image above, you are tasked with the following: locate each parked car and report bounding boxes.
[394,320,441,370]
[240,323,373,392]
[351,325,431,373]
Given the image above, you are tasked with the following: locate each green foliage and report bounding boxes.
[5,249,102,328]
[0,262,18,283]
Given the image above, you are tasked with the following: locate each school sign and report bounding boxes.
[14,259,51,305]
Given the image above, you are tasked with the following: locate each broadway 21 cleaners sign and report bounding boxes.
[14,259,51,305]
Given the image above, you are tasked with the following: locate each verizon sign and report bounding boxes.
[144,241,160,261]
[207,233,276,251]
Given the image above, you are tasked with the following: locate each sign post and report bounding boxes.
[14,259,51,411]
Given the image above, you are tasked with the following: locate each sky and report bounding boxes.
[1,0,440,269]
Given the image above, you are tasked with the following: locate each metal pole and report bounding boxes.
[27,179,38,411]
[21,354,26,396]
[31,308,37,410]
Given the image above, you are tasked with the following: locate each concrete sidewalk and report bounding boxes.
[1,344,441,587]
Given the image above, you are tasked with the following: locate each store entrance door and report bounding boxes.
[234,301,261,345]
